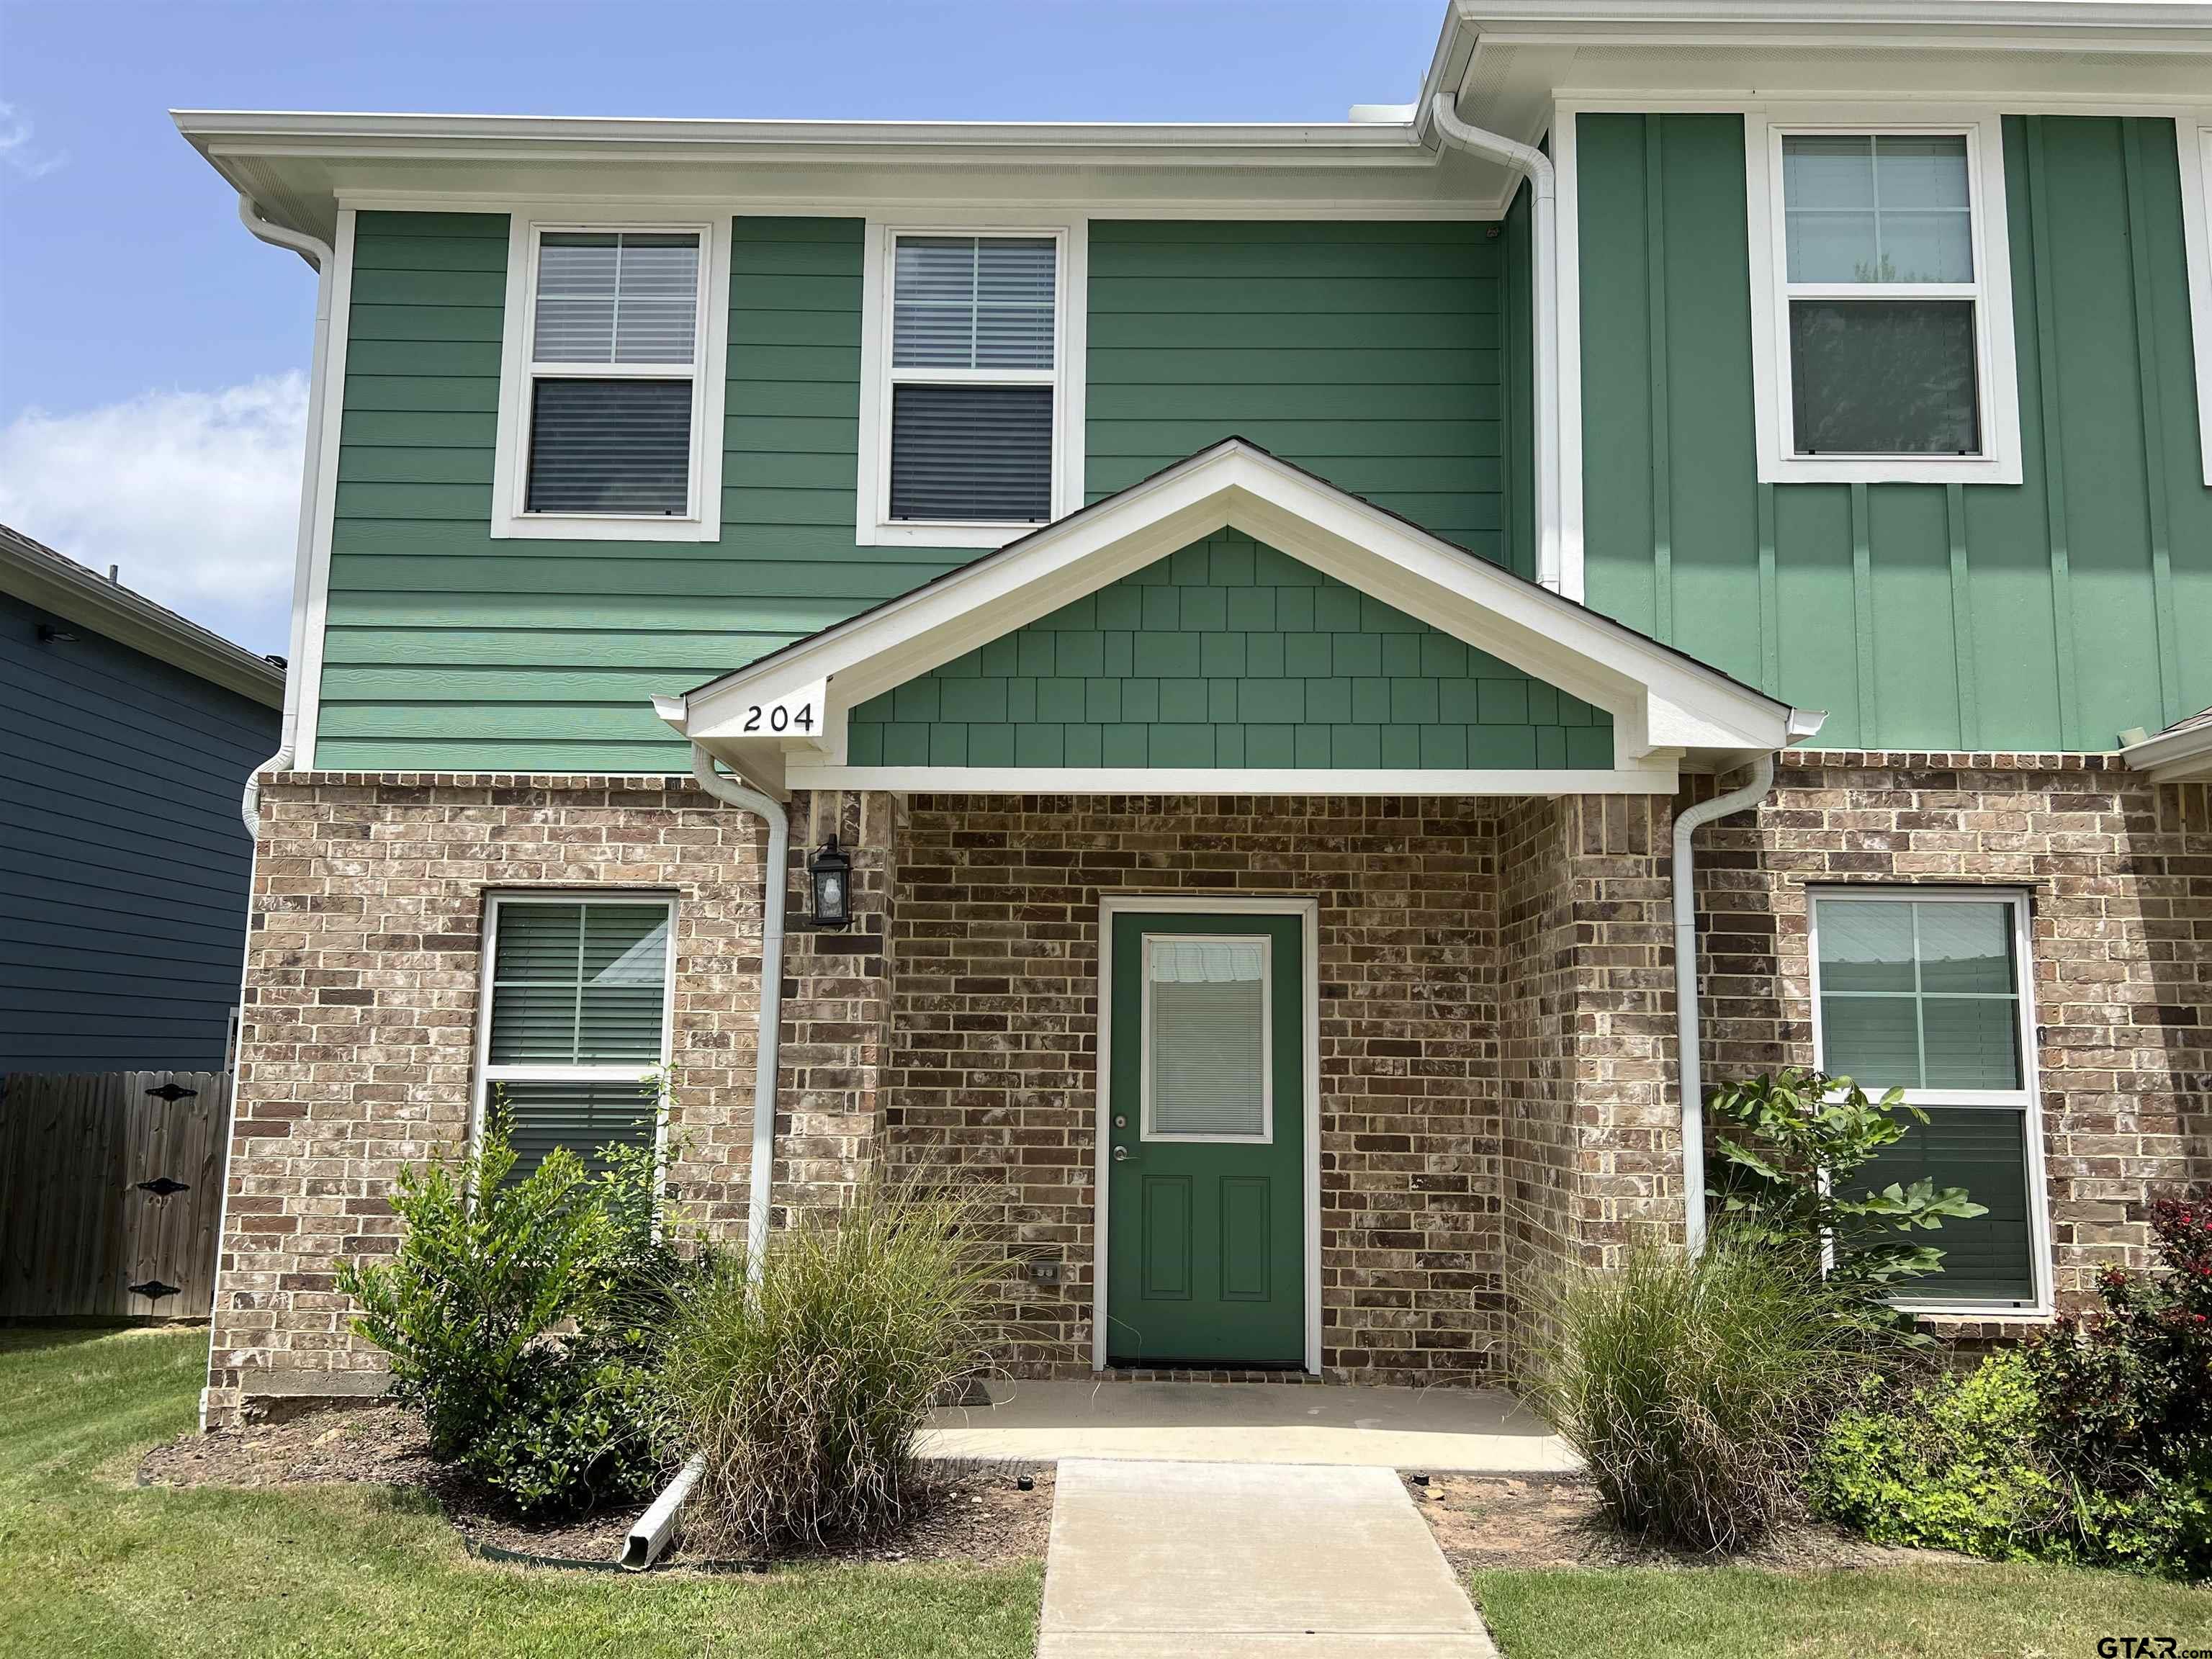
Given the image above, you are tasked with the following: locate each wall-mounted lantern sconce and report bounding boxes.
[808,835,853,929]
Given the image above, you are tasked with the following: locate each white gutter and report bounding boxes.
[200,196,334,1433]
[676,734,791,1273]
[1672,752,1776,1254]
[235,192,334,833]
[1426,92,1562,594]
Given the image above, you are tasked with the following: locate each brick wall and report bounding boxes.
[889,793,1505,1385]
[203,772,778,1426]
[1691,752,2212,1324]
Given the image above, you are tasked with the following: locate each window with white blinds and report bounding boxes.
[1810,889,2046,1309]
[521,228,705,518]
[883,233,1059,525]
[478,896,673,1179]
[1142,936,1272,1141]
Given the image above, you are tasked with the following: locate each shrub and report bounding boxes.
[1525,1232,1891,1552]
[1807,1352,2062,1560]
[336,1101,682,1520]
[656,1182,1007,1556]
[1707,1066,1987,1298]
[2023,1196,2212,1578]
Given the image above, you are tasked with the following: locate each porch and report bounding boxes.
[919,1377,1577,1472]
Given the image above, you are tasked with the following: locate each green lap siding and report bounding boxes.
[1086,222,1520,575]
[844,529,1610,770]
[316,213,971,773]
[1576,112,2212,752]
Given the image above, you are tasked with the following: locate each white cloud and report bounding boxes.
[0,101,66,179]
[0,375,309,655]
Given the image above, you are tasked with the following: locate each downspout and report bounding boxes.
[1427,92,1561,593]
[202,197,333,1431]
[683,743,790,1273]
[235,194,334,832]
[1673,754,1777,1255]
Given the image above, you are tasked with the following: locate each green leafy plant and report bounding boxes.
[1808,1352,2062,1560]
[336,1094,683,1519]
[656,1182,1010,1556]
[1707,1066,1986,1292]
[1525,1231,1894,1552]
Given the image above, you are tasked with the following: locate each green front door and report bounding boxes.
[1105,911,1305,1368]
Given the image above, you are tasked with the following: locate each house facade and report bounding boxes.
[179,1,2212,1426]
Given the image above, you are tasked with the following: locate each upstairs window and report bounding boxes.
[477,896,673,1179]
[1746,115,2020,485]
[858,224,1082,548]
[492,220,727,541]
[1809,890,2049,1311]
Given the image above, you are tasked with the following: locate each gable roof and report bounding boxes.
[657,439,1822,797]
[0,523,285,707]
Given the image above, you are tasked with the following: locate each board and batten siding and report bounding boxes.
[0,593,276,1072]
[319,213,1531,773]
[1576,112,2212,753]
[320,212,971,773]
[846,529,1608,770]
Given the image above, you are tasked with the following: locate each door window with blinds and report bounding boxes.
[495,222,720,537]
[1810,890,2047,1308]
[477,896,674,1179]
[879,232,1062,527]
[1141,935,1272,1143]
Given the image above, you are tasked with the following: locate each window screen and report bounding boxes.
[482,900,670,1179]
[1813,893,2039,1305]
[1779,133,1985,457]
[522,230,701,517]
[1145,938,1267,1139]
[884,233,1057,523]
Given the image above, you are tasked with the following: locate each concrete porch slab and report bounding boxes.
[1038,1460,1499,1658]
[919,1379,1577,1472]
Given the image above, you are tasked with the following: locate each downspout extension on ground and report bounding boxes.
[202,197,333,1431]
[1425,92,1563,595]
[1673,754,1778,1254]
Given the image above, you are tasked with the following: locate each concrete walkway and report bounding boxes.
[1038,1460,1498,1657]
[920,1379,1575,1473]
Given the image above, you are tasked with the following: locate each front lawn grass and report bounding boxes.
[0,1327,1042,1659]
[1473,1561,2211,1658]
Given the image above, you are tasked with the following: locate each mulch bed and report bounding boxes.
[1406,1471,1977,1575]
[138,1405,1053,1571]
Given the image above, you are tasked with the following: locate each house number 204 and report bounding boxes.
[741,702,815,734]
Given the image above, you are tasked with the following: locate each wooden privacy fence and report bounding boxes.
[0,1071,230,1321]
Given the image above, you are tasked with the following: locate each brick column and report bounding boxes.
[773,789,902,1225]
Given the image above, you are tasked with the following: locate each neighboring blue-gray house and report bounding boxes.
[0,524,284,1073]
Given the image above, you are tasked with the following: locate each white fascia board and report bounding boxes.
[782,765,1679,796]
[2121,721,2212,783]
[1450,1,2212,45]
[667,442,1808,780]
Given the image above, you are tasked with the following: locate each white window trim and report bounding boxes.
[1805,886,2053,1318]
[855,215,1087,549]
[1138,932,1274,1146]
[490,216,730,543]
[2177,115,2212,487]
[1745,108,2023,486]
[469,892,678,1171]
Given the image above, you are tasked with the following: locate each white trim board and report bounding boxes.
[1094,895,1323,1376]
[2177,114,2212,488]
[784,766,1678,796]
[659,439,1818,797]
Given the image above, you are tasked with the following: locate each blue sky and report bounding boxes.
[0,0,1438,652]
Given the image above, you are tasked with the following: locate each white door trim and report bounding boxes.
[1093,894,1322,1375]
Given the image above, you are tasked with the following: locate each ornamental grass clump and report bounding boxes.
[1526,1233,1890,1553]
[656,1182,1007,1557]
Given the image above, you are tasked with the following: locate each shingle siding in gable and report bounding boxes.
[845,530,1611,770]
[0,590,276,1072]
[1085,221,1512,569]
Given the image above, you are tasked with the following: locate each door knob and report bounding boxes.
[1112,1145,1130,1161]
